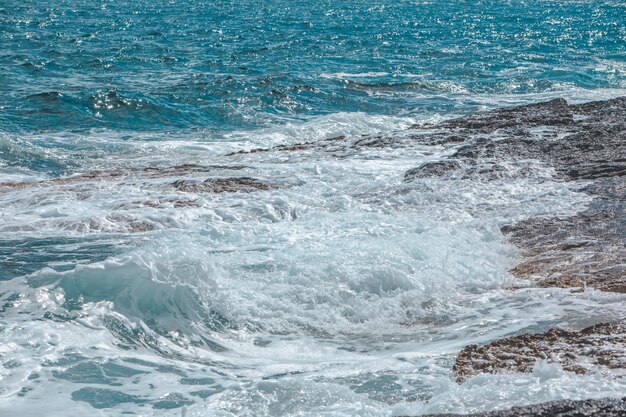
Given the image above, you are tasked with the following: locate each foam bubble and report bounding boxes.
[1,108,625,415]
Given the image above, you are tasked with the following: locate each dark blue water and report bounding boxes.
[2,0,624,134]
[1,2,626,416]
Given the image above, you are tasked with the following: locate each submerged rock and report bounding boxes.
[418,397,626,417]
[436,98,575,132]
[404,161,461,180]
[171,177,276,193]
[0,164,249,190]
[405,97,626,182]
[225,133,410,157]
[453,320,626,382]
[0,164,280,198]
[416,97,626,395]
[404,97,626,293]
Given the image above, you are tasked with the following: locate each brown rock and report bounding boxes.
[453,320,626,383]
[171,177,276,193]
[415,397,626,417]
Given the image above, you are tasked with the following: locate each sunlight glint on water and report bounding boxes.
[1,0,625,415]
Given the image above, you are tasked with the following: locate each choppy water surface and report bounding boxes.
[1,1,625,416]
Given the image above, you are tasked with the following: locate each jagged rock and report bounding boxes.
[502,178,626,293]
[409,99,574,133]
[404,97,626,292]
[437,98,575,132]
[352,135,398,148]
[453,320,626,383]
[225,135,348,156]
[171,177,275,193]
[404,97,626,183]
[416,397,626,417]
[0,164,248,191]
[404,161,461,180]
[403,99,626,417]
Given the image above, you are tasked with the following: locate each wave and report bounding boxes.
[25,252,234,352]
[320,72,390,79]
[8,89,192,132]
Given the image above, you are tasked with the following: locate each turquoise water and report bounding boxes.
[1,1,626,416]
[2,1,625,134]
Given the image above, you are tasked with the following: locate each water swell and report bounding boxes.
[1,105,625,415]
[2,0,626,415]
[3,1,625,134]
[27,255,233,349]
[9,89,190,131]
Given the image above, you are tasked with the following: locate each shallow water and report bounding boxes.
[1,1,626,416]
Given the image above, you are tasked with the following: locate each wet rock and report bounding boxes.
[226,135,348,156]
[417,397,626,417]
[443,98,626,398]
[352,135,398,148]
[0,164,248,190]
[502,212,626,292]
[0,181,31,191]
[405,97,626,184]
[227,133,412,156]
[446,97,626,181]
[404,161,461,180]
[437,98,575,132]
[404,97,626,292]
[171,177,276,193]
[114,198,201,210]
[49,169,128,185]
[502,178,626,293]
[453,319,626,383]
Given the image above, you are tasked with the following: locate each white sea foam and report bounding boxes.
[320,72,390,79]
[466,87,626,108]
[1,108,625,416]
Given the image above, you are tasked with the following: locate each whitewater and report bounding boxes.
[1,1,626,416]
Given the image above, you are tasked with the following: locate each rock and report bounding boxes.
[404,98,626,416]
[404,161,461,180]
[502,178,626,293]
[415,397,626,417]
[0,164,249,190]
[352,135,398,148]
[404,97,626,292]
[437,98,575,132]
[404,97,626,183]
[171,177,276,193]
[458,98,625,181]
[453,320,626,383]
[225,135,348,156]
[226,133,410,157]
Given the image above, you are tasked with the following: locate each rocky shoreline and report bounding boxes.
[407,98,625,415]
[229,97,626,415]
[1,97,624,415]
[418,397,626,417]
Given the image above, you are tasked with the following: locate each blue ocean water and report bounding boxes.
[1,1,625,416]
[2,0,625,134]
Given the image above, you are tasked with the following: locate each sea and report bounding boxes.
[1,1,625,416]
